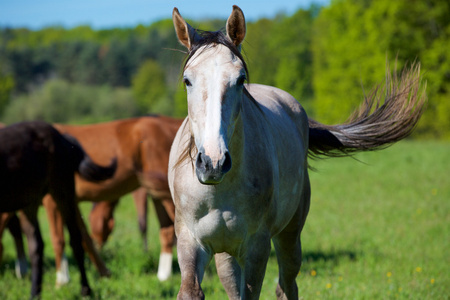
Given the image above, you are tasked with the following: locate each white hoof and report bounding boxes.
[55,255,70,287]
[157,252,173,281]
[15,258,28,279]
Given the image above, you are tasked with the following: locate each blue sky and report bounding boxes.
[0,0,329,30]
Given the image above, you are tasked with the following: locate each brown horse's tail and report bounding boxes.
[62,134,117,182]
[308,62,427,159]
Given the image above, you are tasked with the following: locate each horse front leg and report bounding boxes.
[240,232,272,300]
[43,194,69,287]
[132,188,148,251]
[89,199,119,249]
[75,206,111,278]
[215,252,241,299]
[177,226,212,300]
[19,205,44,299]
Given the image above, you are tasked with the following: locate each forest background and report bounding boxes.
[0,0,448,139]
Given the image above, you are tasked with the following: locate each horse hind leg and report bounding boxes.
[7,213,29,279]
[19,204,44,298]
[43,194,70,287]
[50,182,92,297]
[152,197,176,281]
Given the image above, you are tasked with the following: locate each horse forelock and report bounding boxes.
[183,30,249,81]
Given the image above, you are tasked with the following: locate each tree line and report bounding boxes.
[0,0,448,138]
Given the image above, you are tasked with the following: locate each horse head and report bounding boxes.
[173,6,248,185]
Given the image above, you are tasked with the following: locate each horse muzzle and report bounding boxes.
[195,150,232,185]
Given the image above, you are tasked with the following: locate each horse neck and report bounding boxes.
[227,102,247,168]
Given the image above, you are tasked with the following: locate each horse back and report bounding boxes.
[0,121,70,211]
[54,116,183,201]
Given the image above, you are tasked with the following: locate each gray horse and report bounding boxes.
[169,6,426,299]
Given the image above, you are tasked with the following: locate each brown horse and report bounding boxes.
[0,121,116,298]
[41,115,183,285]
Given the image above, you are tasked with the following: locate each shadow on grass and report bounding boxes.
[1,248,358,278]
[303,250,357,264]
[0,255,66,277]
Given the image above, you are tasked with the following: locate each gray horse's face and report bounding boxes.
[183,45,246,184]
[173,5,247,185]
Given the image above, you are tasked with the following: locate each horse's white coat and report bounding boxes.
[170,5,426,299]
[169,9,311,298]
[184,45,245,169]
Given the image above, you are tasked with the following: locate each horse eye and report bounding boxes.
[237,75,246,86]
[183,77,192,87]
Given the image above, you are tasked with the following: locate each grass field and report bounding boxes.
[1,140,449,299]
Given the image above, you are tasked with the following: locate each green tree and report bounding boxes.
[0,73,14,114]
[131,59,168,113]
[420,21,450,139]
[0,79,139,124]
[312,0,449,139]
[245,18,278,86]
[272,8,316,113]
[173,81,188,118]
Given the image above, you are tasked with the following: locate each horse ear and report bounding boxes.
[173,7,199,50]
[226,5,246,48]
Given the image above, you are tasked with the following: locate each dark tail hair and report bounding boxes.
[308,62,426,159]
[62,134,117,182]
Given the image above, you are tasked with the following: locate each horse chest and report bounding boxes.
[192,208,247,254]
[178,174,273,254]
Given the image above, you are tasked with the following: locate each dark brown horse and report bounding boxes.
[0,122,29,279]
[0,121,116,299]
[41,115,183,284]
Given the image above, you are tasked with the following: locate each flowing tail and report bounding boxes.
[62,134,117,182]
[308,62,427,159]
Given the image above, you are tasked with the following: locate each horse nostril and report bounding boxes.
[196,152,205,170]
[222,151,232,173]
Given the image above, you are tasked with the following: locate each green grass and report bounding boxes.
[1,140,449,299]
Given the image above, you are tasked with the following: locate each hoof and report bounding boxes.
[100,267,112,278]
[15,258,28,279]
[157,252,173,281]
[81,285,92,297]
[55,255,70,287]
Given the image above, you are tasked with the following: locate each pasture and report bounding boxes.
[0,140,448,299]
